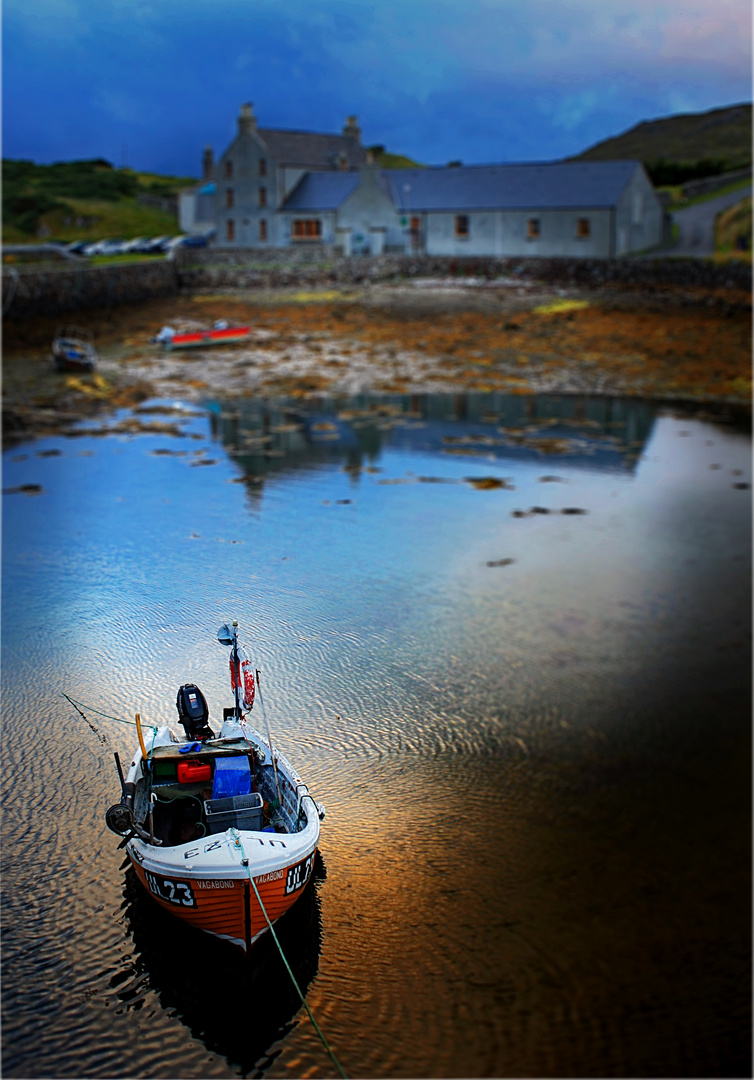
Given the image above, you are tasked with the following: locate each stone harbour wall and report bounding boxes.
[2,250,750,321]
[2,259,180,321]
[178,251,752,291]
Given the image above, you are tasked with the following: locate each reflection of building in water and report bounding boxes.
[207,392,658,494]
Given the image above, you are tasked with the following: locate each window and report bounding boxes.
[527,218,540,239]
[259,186,267,208]
[410,216,421,236]
[576,217,591,238]
[259,158,267,177]
[225,160,233,179]
[226,219,235,241]
[291,219,322,239]
[226,188,234,209]
[259,219,267,242]
[455,215,469,238]
[632,192,644,224]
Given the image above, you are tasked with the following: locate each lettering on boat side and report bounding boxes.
[203,840,223,853]
[144,871,196,907]
[285,853,314,895]
[256,869,284,884]
[196,879,236,889]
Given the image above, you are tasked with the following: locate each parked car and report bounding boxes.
[121,236,149,253]
[140,236,171,254]
[66,240,90,254]
[98,238,128,255]
[125,237,156,254]
[162,235,185,251]
[181,234,209,248]
[82,238,125,256]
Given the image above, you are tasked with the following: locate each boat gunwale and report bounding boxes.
[125,724,320,876]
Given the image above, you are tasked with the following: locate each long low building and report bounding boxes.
[281,160,665,258]
[198,105,664,258]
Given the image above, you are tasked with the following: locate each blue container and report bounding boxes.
[211,756,251,799]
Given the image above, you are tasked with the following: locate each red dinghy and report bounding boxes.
[152,322,251,349]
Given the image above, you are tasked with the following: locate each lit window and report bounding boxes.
[259,187,267,208]
[527,218,540,239]
[259,219,267,242]
[455,215,469,238]
[225,160,233,179]
[226,219,235,241]
[577,218,590,238]
[291,219,322,239]
[259,158,267,177]
[226,188,234,209]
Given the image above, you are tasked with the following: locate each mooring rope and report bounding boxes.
[62,693,159,730]
[230,828,348,1079]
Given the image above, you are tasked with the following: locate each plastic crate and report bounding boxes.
[211,756,251,799]
[152,759,177,782]
[204,792,263,834]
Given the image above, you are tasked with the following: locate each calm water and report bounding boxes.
[2,391,751,1079]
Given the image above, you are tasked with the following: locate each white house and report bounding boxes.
[281,160,664,258]
[194,104,665,257]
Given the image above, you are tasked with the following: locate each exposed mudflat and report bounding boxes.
[3,277,751,444]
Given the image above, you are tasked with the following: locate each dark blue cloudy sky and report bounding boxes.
[3,0,751,177]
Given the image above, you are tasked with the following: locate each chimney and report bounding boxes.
[343,115,361,143]
[202,145,215,180]
[239,102,257,136]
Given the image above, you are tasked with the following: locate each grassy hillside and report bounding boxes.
[367,145,424,168]
[2,158,196,242]
[715,197,752,258]
[570,103,752,185]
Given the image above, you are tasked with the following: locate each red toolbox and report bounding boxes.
[177,759,212,784]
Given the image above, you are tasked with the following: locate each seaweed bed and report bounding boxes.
[3,277,751,446]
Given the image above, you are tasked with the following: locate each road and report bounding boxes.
[670,185,751,256]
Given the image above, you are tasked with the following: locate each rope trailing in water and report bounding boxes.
[62,693,111,746]
[230,828,348,1080]
[62,693,159,731]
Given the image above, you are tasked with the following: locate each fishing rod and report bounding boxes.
[255,668,283,808]
[231,620,242,720]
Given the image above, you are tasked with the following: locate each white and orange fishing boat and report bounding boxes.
[105,620,325,953]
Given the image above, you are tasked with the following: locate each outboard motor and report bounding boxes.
[176,683,215,742]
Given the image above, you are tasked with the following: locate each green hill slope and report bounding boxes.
[2,158,196,241]
[569,103,752,185]
[367,145,424,168]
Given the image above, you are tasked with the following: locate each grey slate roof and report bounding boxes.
[283,171,361,210]
[281,160,642,213]
[256,128,369,170]
[385,162,640,211]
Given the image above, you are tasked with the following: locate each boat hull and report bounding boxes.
[52,341,97,371]
[128,842,317,951]
[166,327,250,349]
